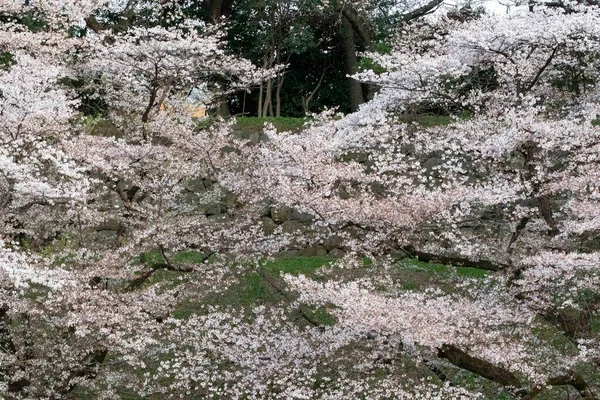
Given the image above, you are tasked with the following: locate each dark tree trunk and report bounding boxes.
[204,0,231,22]
[204,0,232,116]
[340,14,364,112]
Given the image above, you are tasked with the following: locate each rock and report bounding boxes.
[299,246,328,257]
[259,132,270,143]
[422,156,444,171]
[203,179,214,190]
[271,206,292,223]
[221,189,238,210]
[345,151,369,163]
[506,151,526,170]
[370,181,386,195]
[338,185,352,200]
[261,217,278,235]
[340,225,364,240]
[400,143,415,155]
[328,248,345,258]
[314,245,328,256]
[277,249,299,258]
[391,248,409,261]
[199,203,222,216]
[281,220,304,234]
[249,132,261,145]
[181,192,198,205]
[299,247,317,257]
[187,177,206,193]
[220,145,240,154]
[230,130,246,140]
[323,235,344,251]
[290,209,314,222]
[116,179,134,193]
[94,219,120,232]
[89,119,123,138]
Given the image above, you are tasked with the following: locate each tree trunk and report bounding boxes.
[204,0,231,22]
[258,82,264,117]
[276,79,282,117]
[263,78,273,117]
[215,95,230,118]
[340,14,364,112]
[302,61,330,115]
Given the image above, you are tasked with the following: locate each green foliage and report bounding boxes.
[358,57,387,74]
[374,42,392,55]
[551,55,597,95]
[0,51,15,71]
[58,76,108,116]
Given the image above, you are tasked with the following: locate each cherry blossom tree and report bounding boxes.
[2,1,600,399]
[217,4,600,398]
[0,2,279,397]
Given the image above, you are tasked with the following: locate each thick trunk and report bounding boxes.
[340,14,364,112]
[438,344,522,388]
[204,0,231,22]
[401,246,507,271]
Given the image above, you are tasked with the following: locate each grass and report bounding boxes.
[172,256,334,319]
[233,116,307,132]
[298,304,337,326]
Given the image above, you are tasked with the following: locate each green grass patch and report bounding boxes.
[398,258,490,279]
[592,118,600,126]
[234,117,306,132]
[299,304,337,326]
[401,282,417,291]
[172,256,334,318]
[171,299,203,319]
[172,272,273,319]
